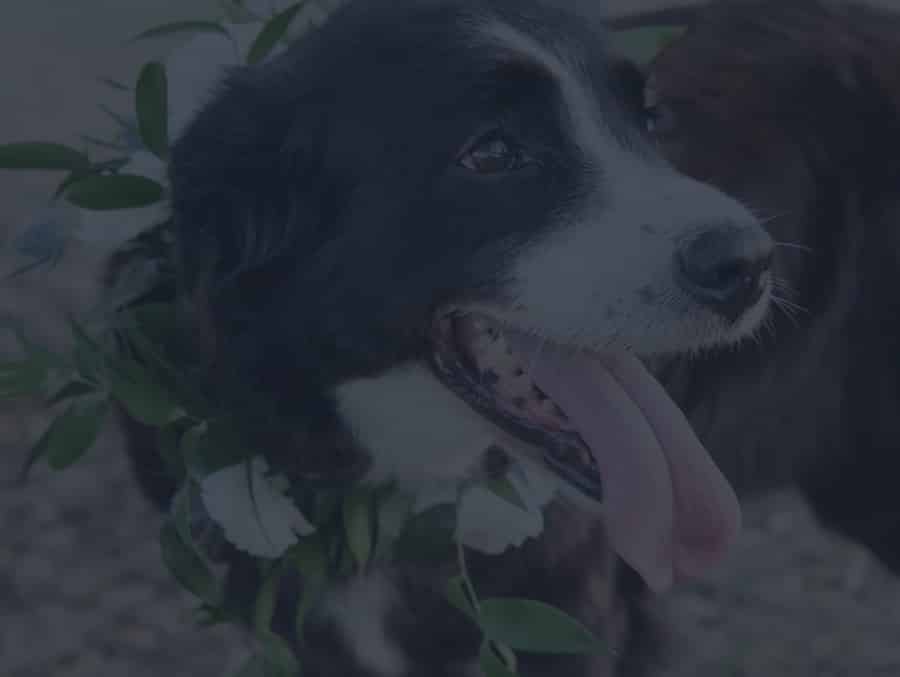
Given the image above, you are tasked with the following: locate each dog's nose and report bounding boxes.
[676,225,774,321]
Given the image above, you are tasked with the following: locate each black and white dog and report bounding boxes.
[119,0,777,674]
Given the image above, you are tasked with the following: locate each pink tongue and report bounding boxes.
[509,338,741,592]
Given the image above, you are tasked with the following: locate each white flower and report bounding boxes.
[412,459,559,556]
[456,460,558,555]
[200,456,316,559]
[71,150,169,253]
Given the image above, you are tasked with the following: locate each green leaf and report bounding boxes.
[130,20,230,42]
[18,416,56,483]
[342,490,373,570]
[479,642,518,677]
[160,519,221,605]
[44,398,110,470]
[108,358,184,426]
[445,575,479,624]
[135,61,169,159]
[373,489,413,561]
[0,359,50,398]
[485,475,528,511]
[258,630,301,677]
[246,2,306,64]
[65,174,165,210]
[612,25,687,66]
[171,481,195,548]
[477,598,606,656]
[253,564,282,634]
[45,379,97,406]
[0,142,90,171]
[286,538,327,641]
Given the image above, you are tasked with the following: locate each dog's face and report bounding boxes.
[172,0,771,589]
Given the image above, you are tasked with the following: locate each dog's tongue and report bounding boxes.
[510,338,741,592]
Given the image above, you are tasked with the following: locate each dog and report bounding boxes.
[647,0,900,579]
[103,0,783,675]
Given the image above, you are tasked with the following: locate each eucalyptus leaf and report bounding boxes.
[0,142,90,171]
[135,61,169,159]
[342,490,374,570]
[611,25,687,66]
[253,563,282,634]
[286,538,327,640]
[65,174,165,211]
[0,359,50,398]
[172,481,199,549]
[445,575,479,624]
[478,598,606,656]
[44,397,110,470]
[246,2,306,64]
[258,630,301,677]
[479,642,518,677]
[130,20,230,42]
[18,415,56,483]
[45,379,97,406]
[108,358,184,426]
[159,519,222,606]
[373,490,414,561]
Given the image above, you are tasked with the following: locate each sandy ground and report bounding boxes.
[3,2,900,676]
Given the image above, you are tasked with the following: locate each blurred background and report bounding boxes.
[2,1,900,676]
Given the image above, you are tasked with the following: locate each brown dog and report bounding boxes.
[650,0,900,577]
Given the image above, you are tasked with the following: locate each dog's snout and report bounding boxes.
[676,225,774,321]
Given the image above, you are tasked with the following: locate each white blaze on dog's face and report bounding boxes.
[468,18,772,354]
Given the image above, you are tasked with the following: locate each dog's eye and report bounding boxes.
[458,131,534,174]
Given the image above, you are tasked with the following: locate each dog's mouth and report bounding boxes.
[431,312,605,501]
[430,309,741,592]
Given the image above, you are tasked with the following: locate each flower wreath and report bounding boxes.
[0,2,685,675]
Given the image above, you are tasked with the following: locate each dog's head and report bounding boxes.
[170,0,772,588]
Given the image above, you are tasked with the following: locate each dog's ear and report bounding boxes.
[168,58,329,336]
